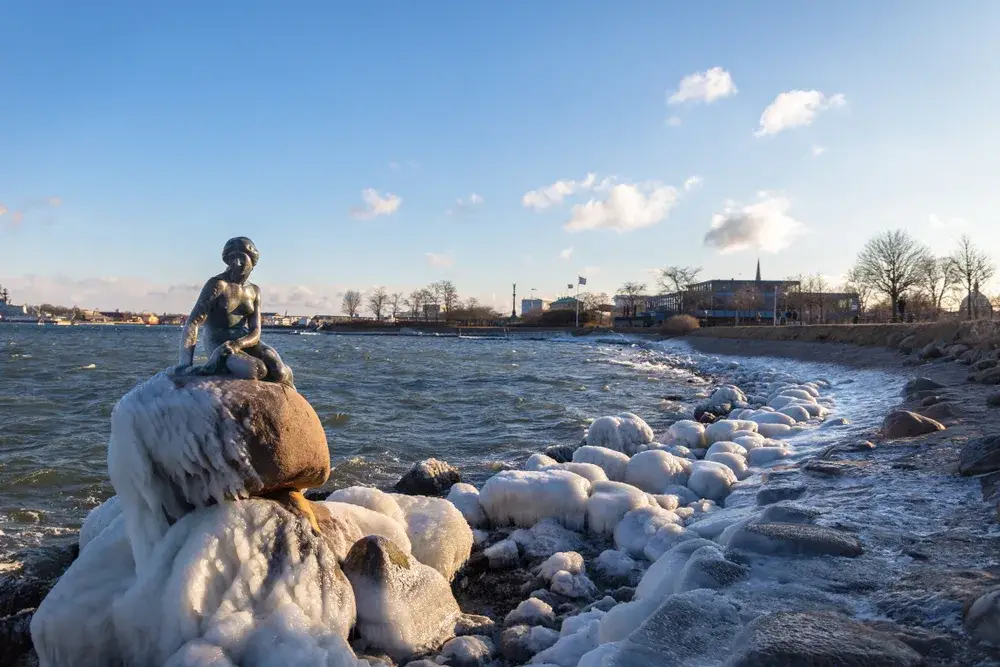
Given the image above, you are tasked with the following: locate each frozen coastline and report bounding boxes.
[6,336,1000,666]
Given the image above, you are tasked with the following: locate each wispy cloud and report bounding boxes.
[564,182,680,234]
[1,196,62,230]
[521,173,614,211]
[560,246,574,260]
[683,175,703,191]
[667,67,738,105]
[811,144,827,157]
[754,90,846,137]
[350,188,402,220]
[426,252,455,268]
[446,193,485,216]
[703,192,806,254]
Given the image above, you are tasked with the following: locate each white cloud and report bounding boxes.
[560,246,574,260]
[811,144,827,157]
[521,173,614,211]
[425,252,455,268]
[703,192,806,254]
[683,175,703,191]
[447,193,485,216]
[929,214,967,229]
[667,67,738,105]
[667,116,682,127]
[564,182,680,234]
[350,188,402,220]
[754,90,846,137]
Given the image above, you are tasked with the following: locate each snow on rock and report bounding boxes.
[585,413,654,455]
[705,419,756,445]
[317,501,413,559]
[505,598,557,628]
[667,420,706,448]
[394,458,461,497]
[344,535,461,662]
[530,617,601,666]
[756,423,793,439]
[747,447,793,466]
[613,506,681,558]
[642,523,698,562]
[708,385,746,409]
[706,441,748,457]
[593,550,641,584]
[326,486,405,524]
[481,470,591,532]
[749,411,797,426]
[525,453,559,470]
[706,452,750,480]
[624,450,692,493]
[501,625,561,663]
[686,460,738,504]
[34,499,358,666]
[391,494,473,581]
[484,539,520,570]
[572,446,630,482]
[538,551,585,581]
[79,495,122,551]
[440,635,495,667]
[550,571,599,599]
[446,483,487,528]
[586,481,650,536]
[778,404,811,423]
[472,529,489,546]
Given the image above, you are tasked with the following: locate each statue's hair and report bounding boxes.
[222,237,260,267]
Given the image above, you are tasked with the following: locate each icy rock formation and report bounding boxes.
[505,598,557,628]
[706,441,747,457]
[593,550,641,585]
[107,371,330,569]
[440,635,495,667]
[538,552,585,581]
[327,486,406,524]
[315,501,413,560]
[501,625,560,662]
[642,523,697,562]
[78,494,122,551]
[755,423,793,438]
[666,420,705,448]
[528,455,609,484]
[33,499,357,666]
[394,458,461,496]
[747,446,793,466]
[344,535,464,662]
[572,446,630,482]
[550,571,598,599]
[480,469,591,532]
[705,419,756,444]
[484,539,520,570]
[613,506,681,558]
[530,615,601,666]
[686,460,737,503]
[624,450,692,493]
[706,452,750,480]
[391,494,473,581]
[586,481,650,536]
[585,413,654,455]
[446,483,487,528]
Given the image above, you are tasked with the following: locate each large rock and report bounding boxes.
[973,367,1000,385]
[901,377,945,395]
[724,522,863,557]
[500,625,559,663]
[880,410,945,439]
[919,402,957,422]
[959,436,1000,476]
[726,611,923,666]
[963,585,1000,646]
[395,458,461,496]
[1,609,34,666]
[919,343,944,360]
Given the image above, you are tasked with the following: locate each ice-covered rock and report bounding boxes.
[755,423,793,439]
[522,519,587,559]
[391,494,472,581]
[593,550,641,585]
[572,446,630,482]
[327,486,405,524]
[530,616,601,666]
[34,499,357,666]
[505,598,556,628]
[344,535,461,662]
[561,609,606,636]
[613,506,681,558]
[446,483,486,528]
[706,441,747,457]
[706,452,750,480]
[79,495,122,551]
[316,500,413,559]
[749,411,797,426]
[624,450,692,493]
[685,460,737,503]
[635,538,720,602]
[587,481,650,535]
[660,484,699,505]
[642,523,698,562]
[556,462,610,484]
[664,445,694,459]
[480,470,591,532]
[585,413,654,455]
[394,458,461,496]
[502,625,560,663]
[550,571,598,599]
[705,419,756,444]
[484,539,520,570]
[667,420,705,448]
[107,372,331,570]
[733,434,765,451]
[778,404,811,423]
[708,385,746,408]
[747,446,793,466]
[538,551,585,580]
[440,635,495,667]
[525,453,559,470]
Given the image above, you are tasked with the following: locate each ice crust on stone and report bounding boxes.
[538,551,585,581]
[666,420,705,448]
[78,494,122,551]
[481,469,592,532]
[584,412,654,455]
[624,450,692,493]
[326,486,406,524]
[571,446,630,482]
[316,500,414,559]
[505,598,556,628]
[706,452,750,480]
[391,494,473,581]
[613,506,680,558]
[530,616,601,666]
[586,481,650,536]
[686,460,737,503]
[445,482,486,528]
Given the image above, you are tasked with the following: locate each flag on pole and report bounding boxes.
[567,283,574,290]
[578,276,587,286]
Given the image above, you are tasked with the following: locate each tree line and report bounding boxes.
[340,281,502,322]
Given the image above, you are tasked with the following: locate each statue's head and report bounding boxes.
[222,237,259,282]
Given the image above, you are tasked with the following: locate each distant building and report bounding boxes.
[548,297,579,312]
[959,293,993,319]
[521,298,544,316]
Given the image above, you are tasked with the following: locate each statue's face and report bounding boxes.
[224,251,254,282]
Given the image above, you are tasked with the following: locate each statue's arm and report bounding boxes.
[233,286,262,351]
[178,279,222,367]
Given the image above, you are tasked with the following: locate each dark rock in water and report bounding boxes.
[919,395,941,407]
[0,609,35,666]
[677,547,748,592]
[902,377,945,395]
[804,459,869,477]
[756,483,806,506]
[974,367,1000,385]
[695,410,718,425]
[694,402,729,423]
[919,401,957,422]
[662,394,685,401]
[726,611,923,666]
[610,586,635,602]
[727,522,863,557]
[919,343,944,360]
[864,621,957,661]
[897,335,917,354]
[394,458,461,496]
[964,585,1000,646]
[303,488,332,502]
[959,436,1000,476]
[975,359,1000,372]
[880,410,945,439]
[758,503,820,524]
[0,575,51,617]
[989,392,1000,408]
[836,440,876,453]
[905,389,939,400]
[543,444,578,463]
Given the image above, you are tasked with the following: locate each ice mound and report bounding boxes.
[550,570,598,599]
[585,412,654,455]
[481,469,591,532]
[530,614,601,666]
[33,499,357,666]
[446,482,487,528]
[613,506,681,558]
[686,460,737,503]
[343,535,461,662]
[79,494,122,551]
[593,549,641,584]
[391,494,473,581]
[316,501,413,559]
[706,441,747,457]
[587,481,650,536]
[641,523,697,561]
[708,385,746,408]
[572,446,630,482]
[666,420,705,448]
[326,486,405,524]
[705,419,757,444]
[505,598,556,628]
[527,454,609,484]
[706,451,750,480]
[624,450,692,493]
[538,551,585,580]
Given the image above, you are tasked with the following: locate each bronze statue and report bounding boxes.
[175,237,294,387]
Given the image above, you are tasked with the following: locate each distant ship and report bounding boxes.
[0,287,38,323]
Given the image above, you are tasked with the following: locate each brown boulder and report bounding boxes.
[919,402,958,422]
[880,410,946,439]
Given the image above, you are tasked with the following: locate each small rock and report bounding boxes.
[880,410,946,439]
[500,625,560,663]
[0,608,34,666]
[988,392,1000,408]
[439,635,495,667]
[974,367,1000,385]
[758,504,820,524]
[804,460,869,477]
[544,444,578,463]
[394,458,461,496]
[756,483,806,506]
[550,571,598,600]
[483,539,520,570]
[610,586,635,602]
[919,402,957,422]
[902,377,945,395]
[727,522,863,557]
[975,359,1000,372]
[959,435,1000,476]
[837,441,876,453]
[919,395,941,407]
[919,343,943,360]
[727,611,923,666]
[504,598,556,628]
[864,621,956,660]
[0,574,50,617]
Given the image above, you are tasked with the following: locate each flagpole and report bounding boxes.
[575,279,580,328]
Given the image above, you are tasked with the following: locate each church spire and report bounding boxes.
[755,258,761,282]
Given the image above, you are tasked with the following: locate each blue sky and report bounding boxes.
[2,1,998,314]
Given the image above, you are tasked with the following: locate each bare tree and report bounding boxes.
[917,256,956,319]
[389,292,404,320]
[843,266,874,315]
[730,284,761,324]
[405,289,425,319]
[658,266,701,313]
[436,280,459,314]
[423,285,441,321]
[342,290,362,319]
[367,286,388,321]
[616,282,647,319]
[852,229,932,321]
[946,235,995,319]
